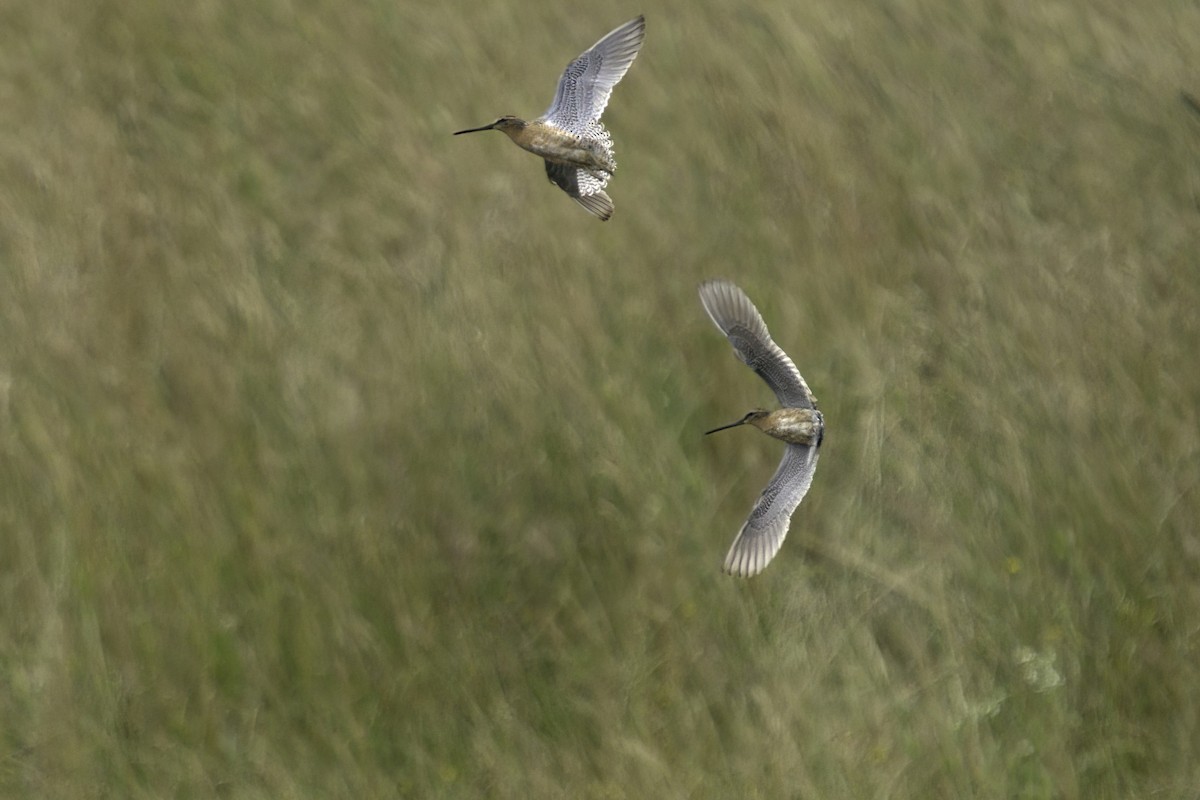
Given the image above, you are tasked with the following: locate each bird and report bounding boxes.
[453,15,646,221]
[699,279,824,577]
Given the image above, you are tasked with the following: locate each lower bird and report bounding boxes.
[699,280,824,577]
[453,16,646,221]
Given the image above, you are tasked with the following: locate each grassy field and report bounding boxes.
[2,0,1199,796]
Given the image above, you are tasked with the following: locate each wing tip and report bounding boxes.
[697,279,762,333]
[591,15,647,68]
[721,532,772,578]
[575,190,614,221]
[620,15,647,36]
[719,472,807,578]
[698,278,738,303]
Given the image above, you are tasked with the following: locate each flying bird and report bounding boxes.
[453,16,646,220]
[699,279,824,577]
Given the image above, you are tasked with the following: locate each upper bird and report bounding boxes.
[453,16,646,221]
[699,280,824,578]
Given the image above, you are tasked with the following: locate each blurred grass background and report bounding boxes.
[2,0,1199,796]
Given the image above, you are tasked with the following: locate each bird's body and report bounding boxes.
[699,280,824,578]
[453,16,645,221]
[486,118,615,174]
[745,407,824,446]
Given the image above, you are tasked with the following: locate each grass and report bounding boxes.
[2,0,1199,796]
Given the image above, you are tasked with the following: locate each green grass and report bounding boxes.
[2,0,1199,796]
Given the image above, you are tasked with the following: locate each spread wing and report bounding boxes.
[698,280,817,409]
[723,444,820,577]
[543,16,645,134]
[545,161,614,220]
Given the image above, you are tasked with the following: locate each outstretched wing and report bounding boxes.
[723,444,820,577]
[543,16,645,134]
[698,279,817,409]
[545,161,614,220]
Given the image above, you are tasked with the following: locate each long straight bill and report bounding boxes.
[704,418,747,436]
[453,123,496,135]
